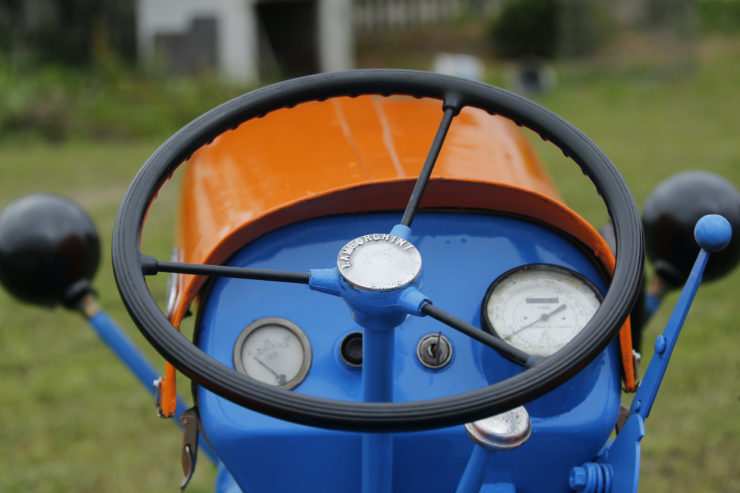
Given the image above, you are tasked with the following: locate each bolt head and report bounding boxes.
[569,466,587,490]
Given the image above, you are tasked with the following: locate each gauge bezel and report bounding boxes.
[481,264,604,359]
[233,317,312,390]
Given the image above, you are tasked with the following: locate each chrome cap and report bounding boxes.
[337,234,422,291]
[465,406,532,451]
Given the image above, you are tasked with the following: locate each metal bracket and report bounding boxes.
[153,377,168,419]
[179,407,201,491]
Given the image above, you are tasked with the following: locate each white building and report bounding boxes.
[136,0,354,85]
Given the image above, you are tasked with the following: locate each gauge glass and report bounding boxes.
[482,265,601,357]
[233,317,311,389]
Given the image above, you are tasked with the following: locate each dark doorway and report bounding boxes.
[256,0,319,81]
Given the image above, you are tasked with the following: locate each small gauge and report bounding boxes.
[481,264,602,358]
[233,317,311,389]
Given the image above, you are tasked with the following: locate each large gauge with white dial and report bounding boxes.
[481,265,602,358]
[233,317,311,390]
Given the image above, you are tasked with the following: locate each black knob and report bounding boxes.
[0,194,100,308]
[643,171,740,288]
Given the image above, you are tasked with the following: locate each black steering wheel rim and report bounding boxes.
[112,69,644,432]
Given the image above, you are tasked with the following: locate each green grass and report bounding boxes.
[1,35,739,492]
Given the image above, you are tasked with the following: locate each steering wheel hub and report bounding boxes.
[337,233,422,292]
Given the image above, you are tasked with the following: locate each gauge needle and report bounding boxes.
[253,356,287,385]
[505,304,567,340]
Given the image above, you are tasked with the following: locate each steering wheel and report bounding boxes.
[112,70,643,432]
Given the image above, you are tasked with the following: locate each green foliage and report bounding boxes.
[489,0,614,59]
[698,0,740,31]
[0,0,136,66]
[490,0,558,58]
[0,61,77,141]
[0,58,247,143]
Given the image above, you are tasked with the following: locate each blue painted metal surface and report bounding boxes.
[456,444,494,493]
[361,325,395,493]
[215,463,242,493]
[481,483,517,493]
[197,211,622,492]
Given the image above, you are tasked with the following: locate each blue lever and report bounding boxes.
[628,214,732,421]
[576,215,733,493]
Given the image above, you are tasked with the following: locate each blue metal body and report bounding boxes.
[78,209,731,492]
[456,443,496,493]
[197,212,622,493]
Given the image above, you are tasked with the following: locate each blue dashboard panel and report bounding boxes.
[196,212,622,493]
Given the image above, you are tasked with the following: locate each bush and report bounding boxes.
[699,0,740,32]
[489,0,614,59]
[0,61,79,141]
[0,57,246,142]
[490,0,557,59]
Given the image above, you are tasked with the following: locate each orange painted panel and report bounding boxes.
[175,96,562,271]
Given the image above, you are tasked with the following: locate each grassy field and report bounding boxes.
[0,35,738,492]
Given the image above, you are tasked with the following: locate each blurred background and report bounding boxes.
[0,0,738,491]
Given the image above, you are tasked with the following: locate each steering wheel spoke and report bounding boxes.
[140,255,310,284]
[400,95,462,227]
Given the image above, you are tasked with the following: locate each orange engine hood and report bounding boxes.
[170,94,618,312]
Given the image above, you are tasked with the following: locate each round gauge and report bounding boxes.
[233,317,311,389]
[481,265,602,358]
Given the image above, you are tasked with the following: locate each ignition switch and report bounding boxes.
[417,333,452,369]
